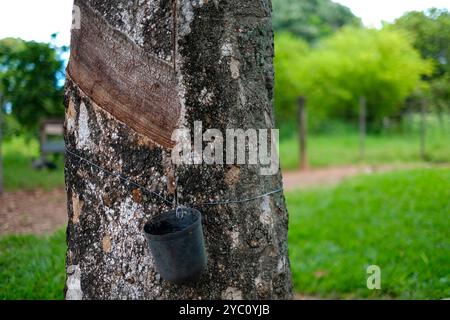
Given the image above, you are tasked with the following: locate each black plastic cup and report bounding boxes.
[144,208,207,284]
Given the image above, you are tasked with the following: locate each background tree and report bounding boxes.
[272,0,360,43]
[394,8,450,117]
[297,27,433,130]
[274,33,309,126]
[394,8,450,77]
[0,36,66,135]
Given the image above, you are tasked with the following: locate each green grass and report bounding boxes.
[287,168,450,299]
[2,136,64,191]
[0,168,448,299]
[0,230,67,300]
[280,131,450,170]
[280,114,450,170]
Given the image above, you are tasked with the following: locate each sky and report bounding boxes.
[334,0,450,27]
[0,0,449,46]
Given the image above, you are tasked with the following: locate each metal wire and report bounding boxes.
[191,187,284,207]
[66,148,173,207]
[65,148,283,210]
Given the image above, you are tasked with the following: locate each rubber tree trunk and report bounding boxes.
[297,96,308,171]
[359,96,366,161]
[64,0,292,300]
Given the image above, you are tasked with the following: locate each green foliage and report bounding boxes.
[394,8,450,77]
[272,0,360,43]
[0,37,66,133]
[297,27,433,126]
[274,33,309,124]
[0,229,66,300]
[429,75,450,114]
[287,168,450,299]
[393,9,450,114]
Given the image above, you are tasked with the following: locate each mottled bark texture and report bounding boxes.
[64,0,292,299]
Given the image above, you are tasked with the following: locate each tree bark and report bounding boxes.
[297,96,308,171]
[64,0,292,300]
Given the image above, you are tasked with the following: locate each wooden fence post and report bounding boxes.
[420,98,427,160]
[297,96,308,170]
[359,96,367,161]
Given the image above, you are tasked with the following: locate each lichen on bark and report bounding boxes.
[64,0,292,300]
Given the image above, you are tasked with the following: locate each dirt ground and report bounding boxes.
[282,163,421,191]
[0,188,67,235]
[0,164,426,235]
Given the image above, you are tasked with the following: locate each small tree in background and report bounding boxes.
[394,8,450,121]
[274,33,309,125]
[394,8,450,77]
[272,0,360,43]
[298,27,433,130]
[0,36,66,136]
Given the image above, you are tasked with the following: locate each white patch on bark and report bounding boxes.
[221,287,243,300]
[66,99,76,132]
[230,57,240,79]
[238,80,246,108]
[259,196,273,229]
[66,265,83,300]
[179,0,195,37]
[255,275,263,289]
[105,208,115,221]
[199,87,214,106]
[228,230,240,249]
[175,75,188,129]
[254,274,271,296]
[67,117,75,133]
[220,40,240,79]
[78,102,90,148]
[71,192,83,224]
[221,41,233,58]
[277,256,286,274]
[264,111,273,127]
[119,197,140,225]
[86,181,98,195]
[220,39,244,108]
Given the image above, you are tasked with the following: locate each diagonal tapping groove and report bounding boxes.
[68,0,181,149]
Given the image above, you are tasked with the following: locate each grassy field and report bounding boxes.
[2,137,64,192]
[280,131,450,170]
[0,230,66,300]
[287,168,450,299]
[1,168,448,299]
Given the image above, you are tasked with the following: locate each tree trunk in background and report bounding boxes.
[64,0,292,300]
[297,96,308,171]
[359,96,366,161]
[420,99,427,160]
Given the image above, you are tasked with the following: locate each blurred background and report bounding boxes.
[0,0,449,299]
